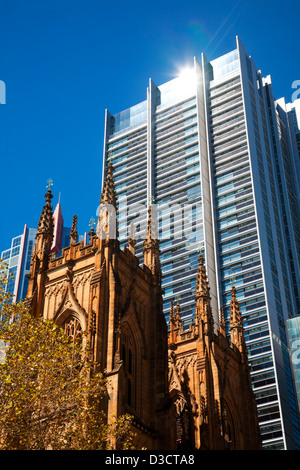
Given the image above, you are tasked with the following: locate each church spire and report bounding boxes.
[230,285,242,326]
[128,222,136,255]
[97,162,118,241]
[88,217,96,242]
[145,205,159,246]
[100,161,117,208]
[70,214,78,245]
[195,254,213,336]
[175,301,183,328]
[169,300,176,325]
[27,179,55,316]
[169,300,183,344]
[36,179,54,239]
[229,285,247,361]
[219,307,226,336]
[195,254,210,299]
[143,205,161,277]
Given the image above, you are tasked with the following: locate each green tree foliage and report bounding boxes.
[0,260,135,450]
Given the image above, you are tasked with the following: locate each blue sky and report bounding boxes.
[0,0,299,250]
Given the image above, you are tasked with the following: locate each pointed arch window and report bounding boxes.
[222,401,235,450]
[121,328,136,409]
[62,316,83,345]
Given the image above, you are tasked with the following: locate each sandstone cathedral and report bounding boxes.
[26,163,261,450]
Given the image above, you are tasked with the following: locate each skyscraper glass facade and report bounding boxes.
[203,42,300,450]
[105,75,210,324]
[1,225,37,301]
[154,78,203,323]
[102,37,300,449]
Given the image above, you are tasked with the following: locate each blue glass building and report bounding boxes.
[1,225,37,301]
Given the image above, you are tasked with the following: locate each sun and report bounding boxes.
[177,67,196,91]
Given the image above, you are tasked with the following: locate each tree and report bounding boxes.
[0,260,135,450]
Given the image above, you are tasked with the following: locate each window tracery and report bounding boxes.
[62,316,83,344]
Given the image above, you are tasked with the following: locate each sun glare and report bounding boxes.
[177,67,196,91]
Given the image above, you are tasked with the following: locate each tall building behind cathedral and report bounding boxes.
[101,36,300,449]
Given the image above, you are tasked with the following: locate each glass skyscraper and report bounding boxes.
[102,36,300,449]
[1,225,37,302]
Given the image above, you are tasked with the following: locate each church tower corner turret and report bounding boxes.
[97,162,119,248]
[27,179,55,317]
[229,284,248,362]
[143,205,161,283]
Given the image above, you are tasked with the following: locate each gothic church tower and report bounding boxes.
[26,169,173,450]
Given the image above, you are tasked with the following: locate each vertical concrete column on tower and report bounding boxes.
[147,78,158,207]
[194,57,219,325]
[102,108,112,188]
